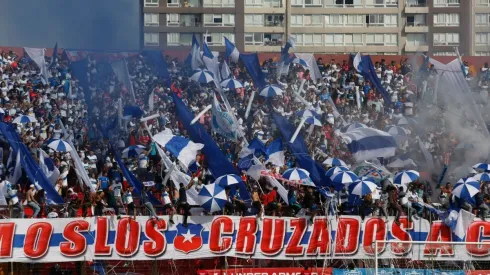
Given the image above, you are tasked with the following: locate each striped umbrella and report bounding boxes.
[325,166,349,178]
[259,85,284,97]
[191,69,215,83]
[349,177,377,197]
[393,170,420,185]
[13,115,37,124]
[344,123,368,133]
[331,171,359,186]
[323,157,347,167]
[214,174,243,188]
[452,177,480,202]
[48,139,73,152]
[397,117,417,126]
[122,145,146,158]
[220,79,243,89]
[473,163,490,171]
[198,183,228,212]
[474,173,490,182]
[282,168,310,181]
[291,58,309,68]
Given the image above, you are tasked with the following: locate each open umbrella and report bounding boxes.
[474,173,490,182]
[291,58,309,68]
[325,166,349,178]
[331,171,359,186]
[323,157,347,167]
[282,168,310,181]
[198,183,228,213]
[393,170,420,185]
[473,163,490,171]
[122,145,146,158]
[259,85,283,97]
[386,126,410,137]
[344,123,368,133]
[48,139,73,152]
[214,174,243,188]
[191,69,215,84]
[220,79,243,89]
[452,177,480,202]
[349,177,377,197]
[397,117,417,126]
[13,115,37,124]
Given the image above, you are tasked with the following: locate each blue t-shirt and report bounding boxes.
[99,176,110,190]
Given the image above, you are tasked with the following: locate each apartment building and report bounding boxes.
[142,0,490,56]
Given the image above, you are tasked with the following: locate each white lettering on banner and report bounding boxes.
[0,215,489,262]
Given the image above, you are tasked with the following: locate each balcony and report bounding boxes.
[167,0,202,7]
[405,22,428,32]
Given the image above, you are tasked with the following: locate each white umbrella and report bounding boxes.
[48,139,73,152]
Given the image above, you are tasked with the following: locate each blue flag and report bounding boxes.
[171,93,251,202]
[0,122,64,204]
[70,59,91,111]
[49,42,58,69]
[144,50,170,79]
[185,34,203,71]
[358,56,391,107]
[224,37,239,63]
[123,105,144,119]
[239,53,267,89]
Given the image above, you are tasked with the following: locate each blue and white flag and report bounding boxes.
[220,60,231,80]
[276,36,295,79]
[265,138,284,167]
[186,34,203,71]
[342,128,397,162]
[353,52,362,73]
[211,93,238,141]
[39,149,60,185]
[202,41,221,83]
[224,37,239,63]
[248,137,266,156]
[8,151,22,185]
[239,53,267,88]
[152,132,204,168]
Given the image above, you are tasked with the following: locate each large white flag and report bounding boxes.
[24,47,49,82]
[39,149,60,185]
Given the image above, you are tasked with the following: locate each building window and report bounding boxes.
[366,0,398,7]
[144,13,160,26]
[406,34,427,46]
[406,14,426,26]
[434,0,459,7]
[325,0,362,7]
[366,33,398,46]
[433,13,459,26]
[433,33,459,46]
[366,14,397,27]
[292,34,323,46]
[432,52,456,56]
[344,34,363,45]
[167,0,179,6]
[166,14,179,26]
[145,0,159,7]
[265,14,285,27]
[406,0,427,7]
[205,33,234,46]
[291,0,321,7]
[144,33,160,46]
[203,14,235,26]
[292,15,322,27]
[246,0,281,7]
[325,34,345,46]
[291,15,304,26]
[476,51,490,56]
[476,33,490,46]
[203,0,235,7]
[325,34,363,46]
[167,33,193,46]
[477,0,490,7]
[346,15,364,26]
[476,14,490,26]
[325,15,344,26]
[264,34,283,45]
[245,14,264,26]
[245,33,264,45]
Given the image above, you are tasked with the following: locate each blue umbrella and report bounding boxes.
[325,166,349,177]
[220,79,243,89]
[323,157,347,167]
[214,174,243,188]
[282,168,310,181]
[259,85,283,97]
[386,126,410,136]
[191,69,215,83]
[393,170,420,185]
[473,163,490,171]
[349,177,377,197]
[198,183,228,212]
[474,173,490,182]
[47,139,73,152]
[452,177,480,202]
[331,171,359,186]
[13,115,37,124]
[292,58,309,68]
[122,145,146,158]
[344,123,367,132]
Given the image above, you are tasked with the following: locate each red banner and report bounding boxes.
[466,272,490,275]
[197,268,333,275]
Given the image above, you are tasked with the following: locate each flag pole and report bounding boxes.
[190,105,212,125]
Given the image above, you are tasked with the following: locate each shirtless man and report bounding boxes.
[26,184,41,218]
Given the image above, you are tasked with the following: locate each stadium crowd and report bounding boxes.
[1,47,490,224]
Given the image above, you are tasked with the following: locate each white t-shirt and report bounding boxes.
[138,154,148,169]
[87,155,97,169]
[162,191,171,205]
[124,191,133,204]
[111,182,123,197]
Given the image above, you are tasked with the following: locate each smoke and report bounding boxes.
[0,0,140,51]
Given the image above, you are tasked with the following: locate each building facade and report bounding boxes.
[143,0,490,56]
